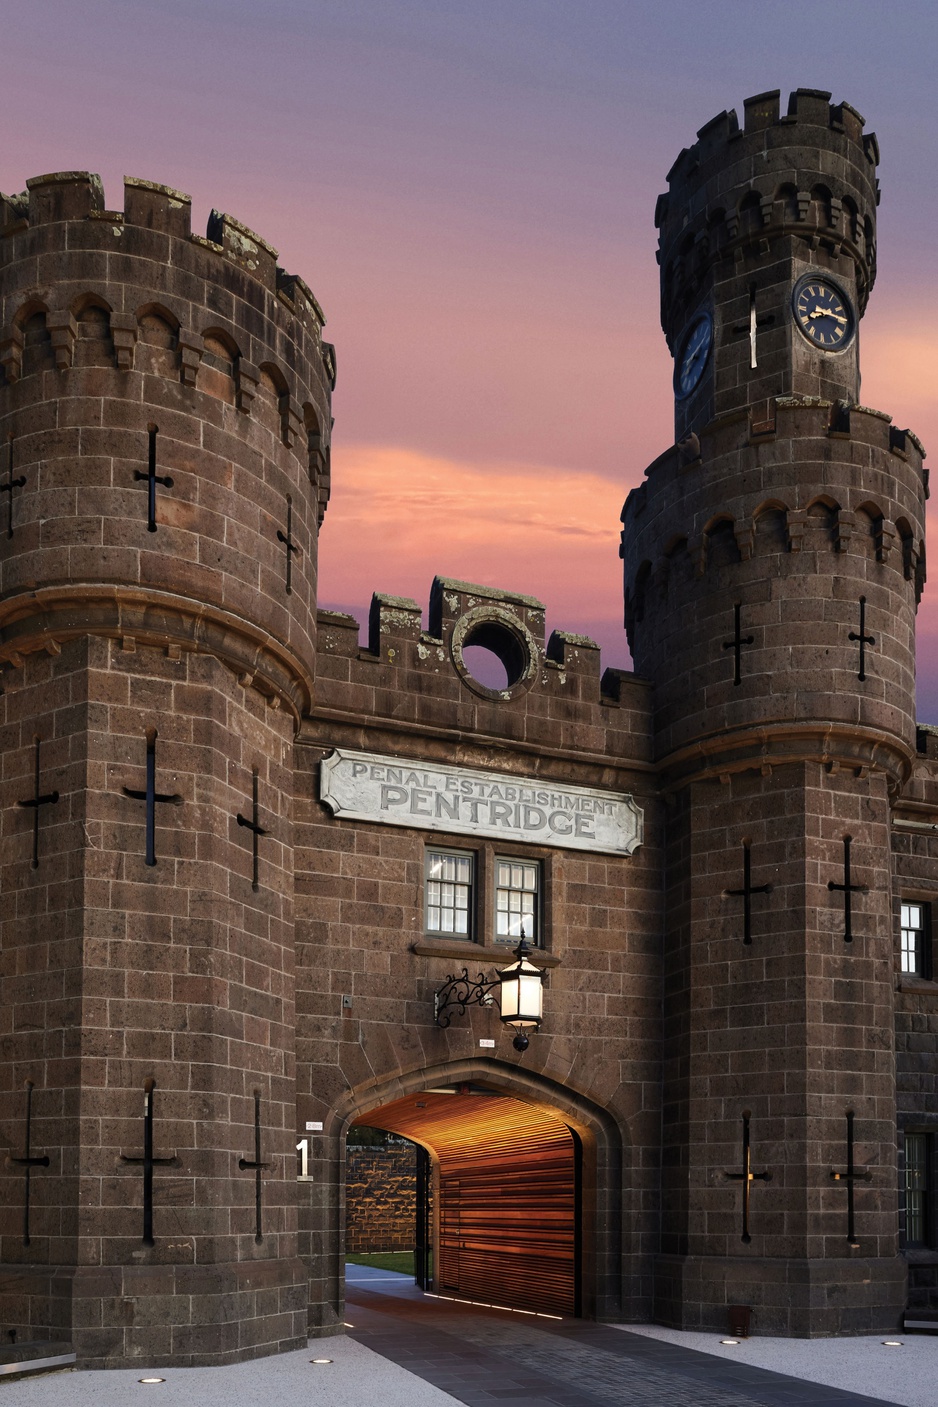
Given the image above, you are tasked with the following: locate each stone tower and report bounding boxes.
[0,173,332,1365]
[621,91,926,1333]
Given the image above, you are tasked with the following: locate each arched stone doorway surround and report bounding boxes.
[309,1057,629,1331]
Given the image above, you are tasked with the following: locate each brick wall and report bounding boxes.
[346,1145,417,1253]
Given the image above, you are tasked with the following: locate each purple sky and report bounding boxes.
[6,1,938,712]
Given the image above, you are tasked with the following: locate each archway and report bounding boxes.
[351,1083,580,1315]
[336,1060,625,1322]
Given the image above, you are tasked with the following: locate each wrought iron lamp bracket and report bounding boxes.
[433,968,498,1028]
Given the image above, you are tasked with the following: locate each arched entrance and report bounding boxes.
[336,1060,625,1322]
[351,1084,580,1315]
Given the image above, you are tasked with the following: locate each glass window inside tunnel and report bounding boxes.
[346,1085,581,1317]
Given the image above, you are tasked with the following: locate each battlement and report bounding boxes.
[314,579,648,722]
[663,90,874,191]
[655,92,880,342]
[0,168,336,722]
[623,397,926,546]
[622,396,928,675]
[0,171,326,334]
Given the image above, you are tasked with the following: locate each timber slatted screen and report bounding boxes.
[352,1090,577,1317]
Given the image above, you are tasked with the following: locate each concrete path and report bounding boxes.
[1,1266,933,1407]
[618,1324,937,1407]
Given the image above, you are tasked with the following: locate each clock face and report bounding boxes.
[792,274,856,351]
[674,312,713,399]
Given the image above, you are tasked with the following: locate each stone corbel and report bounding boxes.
[283,398,304,449]
[829,196,843,233]
[237,358,260,414]
[796,190,811,221]
[46,311,77,370]
[734,523,755,561]
[759,196,774,226]
[0,324,23,383]
[109,312,137,371]
[178,328,203,387]
[877,521,895,564]
[834,509,855,554]
[787,508,808,553]
[307,432,326,485]
[316,447,331,525]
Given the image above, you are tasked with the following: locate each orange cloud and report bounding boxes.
[317,443,633,660]
[862,331,938,444]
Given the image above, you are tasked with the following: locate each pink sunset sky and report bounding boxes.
[6,1,938,711]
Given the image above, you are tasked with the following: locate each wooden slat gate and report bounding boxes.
[352,1089,580,1318]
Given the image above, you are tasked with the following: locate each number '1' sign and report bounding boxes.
[297,1138,312,1180]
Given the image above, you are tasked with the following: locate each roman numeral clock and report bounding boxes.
[792,273,856,350]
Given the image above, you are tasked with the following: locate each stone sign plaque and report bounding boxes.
[319,749,643,856]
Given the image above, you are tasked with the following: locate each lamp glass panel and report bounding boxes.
[498,960,543,1027]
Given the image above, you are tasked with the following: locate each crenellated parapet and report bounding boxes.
[656,91,882,437]
[312,578,654,780]
[621,397,926,784]
[0,171,335,720]
[657,90,879,341]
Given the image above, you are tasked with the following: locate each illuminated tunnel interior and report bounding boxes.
[350,1084,581,1317]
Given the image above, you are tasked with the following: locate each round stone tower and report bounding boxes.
[621,92,926,1334]
[0,172,332,1365]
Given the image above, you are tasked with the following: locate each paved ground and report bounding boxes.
[346,1267,935,1407]
[1,1266,934,1407]
[0,1327,456,1407]
[618,1324,937,1407]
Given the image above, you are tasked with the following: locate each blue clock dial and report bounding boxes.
[792,274,855,351]
[674,312,713,399]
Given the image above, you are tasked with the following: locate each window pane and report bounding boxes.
[901,903,925,976]
[426,850,474,939]
[494,858,540,943]
[906,1133,928,1245]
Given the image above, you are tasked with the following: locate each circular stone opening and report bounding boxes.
[460,620,528,692]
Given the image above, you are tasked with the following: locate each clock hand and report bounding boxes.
[810,308,847,324]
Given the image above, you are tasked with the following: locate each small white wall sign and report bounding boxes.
[319,749,643,857]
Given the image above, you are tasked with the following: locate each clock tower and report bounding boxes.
[622,91,926,1334]
[661,88,876,442]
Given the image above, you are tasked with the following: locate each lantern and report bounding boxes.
[497,934,544,1051]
